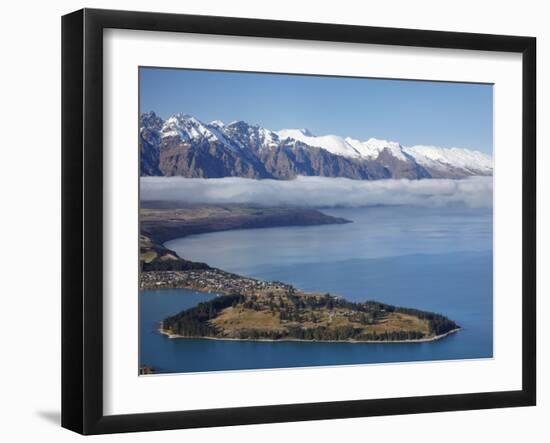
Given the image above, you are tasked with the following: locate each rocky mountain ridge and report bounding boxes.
[140,111,493,180]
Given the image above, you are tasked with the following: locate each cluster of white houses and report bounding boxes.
[140,268,292,295]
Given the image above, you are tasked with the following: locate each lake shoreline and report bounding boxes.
[140,205,492,372]
[157,326,462,344]
[141,204,352,244]
[140,205,479,349]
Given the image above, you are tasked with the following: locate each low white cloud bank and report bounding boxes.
[140,176,493,209]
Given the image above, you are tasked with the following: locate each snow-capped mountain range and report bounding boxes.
[140,111,493,180]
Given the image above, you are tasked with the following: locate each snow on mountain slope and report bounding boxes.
[404,145,493,175]
[224,120,281,150]
[277,131,411,163]
[277,128,361,158]
[209,120,226,129]
[161,113,238,151]
[345,137,409,161]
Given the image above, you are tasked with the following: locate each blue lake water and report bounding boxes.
[140,206,493,373]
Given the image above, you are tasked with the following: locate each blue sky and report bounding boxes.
[140,67,493,153]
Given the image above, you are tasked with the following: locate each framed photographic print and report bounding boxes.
[61,8,536,435]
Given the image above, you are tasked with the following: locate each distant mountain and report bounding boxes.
[139,112,493,180]
[403,145,493,178]
[139,112,163,176]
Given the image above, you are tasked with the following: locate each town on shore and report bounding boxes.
[140,268,291,294]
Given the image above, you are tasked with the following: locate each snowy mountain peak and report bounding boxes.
[297,128,313,136]
[169,112,196,123]
[222,120,281,150]
[277,129,361,158]
[258,127,280,148]
[210,120,226,128]
[162,113,198,134]
[403,145,493,176]
[227,120,248,128]
[345,137,408,161]
[365,137,402,150]
[161,113,234,149]
[139,111,163,132]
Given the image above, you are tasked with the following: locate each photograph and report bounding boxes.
[138,67,494,375]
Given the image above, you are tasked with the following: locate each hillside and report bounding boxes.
[139,234,210,272]
[140,203,351,243]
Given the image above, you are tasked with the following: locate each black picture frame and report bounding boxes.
[61,8,536,435]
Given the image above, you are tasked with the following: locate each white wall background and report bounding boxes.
[0,0,546,441]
